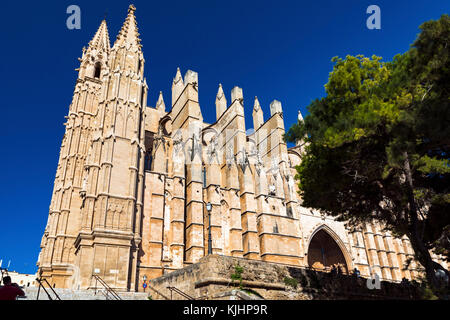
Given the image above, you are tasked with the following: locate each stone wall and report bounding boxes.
[148,254,421,300]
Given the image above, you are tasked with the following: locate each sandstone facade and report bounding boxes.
[37,5,447,292]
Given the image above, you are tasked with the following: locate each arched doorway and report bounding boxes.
[307,228,348,273]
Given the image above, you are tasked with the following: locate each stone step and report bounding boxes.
[20,287,150,300]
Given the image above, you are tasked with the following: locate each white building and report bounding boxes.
[3,271,38,288]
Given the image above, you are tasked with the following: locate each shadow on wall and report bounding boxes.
[286,267,423,300]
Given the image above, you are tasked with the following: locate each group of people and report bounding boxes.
[329,263,346,276]
[0,276,25,300]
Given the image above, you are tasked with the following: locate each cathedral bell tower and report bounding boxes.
[38,5,148,291]
[37,19,112,287]
[73,5,147,291]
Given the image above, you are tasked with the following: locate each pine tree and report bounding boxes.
[286,14,450,298]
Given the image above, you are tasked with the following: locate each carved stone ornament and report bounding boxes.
[268,184,276,196]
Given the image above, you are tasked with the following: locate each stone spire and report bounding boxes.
[270,100,283,116]
[252,96,264,130]
[172,67,184,104]
[253,96,261,111]
[113,5,142,48]
[215,84,227,120]
[231,86,243,104]
[78,19,111,79]
[173,67,183,83]
[296,110,306,147]
[298,110,304,122]
[109,5,144,75]
[184,70,198,87]
[87,19,110,54]
[156,91,166,113]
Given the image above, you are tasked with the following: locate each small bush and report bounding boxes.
[231,264,244,289]
[284,276,298,289]
[243,288,264,299]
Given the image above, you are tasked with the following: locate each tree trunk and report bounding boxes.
[402,151,441,296]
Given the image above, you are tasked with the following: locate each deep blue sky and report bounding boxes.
[0,1,447,274]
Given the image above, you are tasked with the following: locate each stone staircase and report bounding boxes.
[20,287,150,300]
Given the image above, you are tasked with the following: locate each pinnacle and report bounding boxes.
[157,91,164,102]
[173,67,183,84]
[114,4,142,48]
[254,96,261,111]
[156,91,165,110]
[216,83,225,100]
[88,19,111,53]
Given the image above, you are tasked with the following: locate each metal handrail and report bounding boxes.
[166,286,195,300]
[36,277,61,300]
[92,275,122,300]
[98,288,114,300]
[147,284,170,300]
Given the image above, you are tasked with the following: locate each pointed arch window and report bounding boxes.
[144,152,152,172]
[202,166,207,188]
[286,207,293,218]
[94,62,102,79]
[140,88,145,106]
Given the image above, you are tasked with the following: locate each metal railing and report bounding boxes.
[92,274,122,300]
[147,284,170,300]
[36,277,61,300]
[166,286,195,300]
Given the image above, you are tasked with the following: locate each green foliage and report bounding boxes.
[415,155,450,175]
[414,274,446,300]
[286,14,450,297]
[283,276,298,289]
[284,120,306,143]
[242,288,264,298]
[231,264,244,289]
[421,286,439,300]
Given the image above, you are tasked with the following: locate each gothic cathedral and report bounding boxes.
[37,5,446,292]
